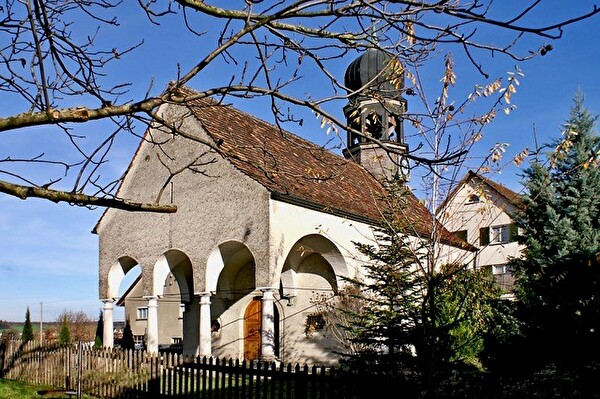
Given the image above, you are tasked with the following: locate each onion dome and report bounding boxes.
[344,49,404,100]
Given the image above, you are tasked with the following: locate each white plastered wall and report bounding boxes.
[96,102,271,356]
[269,199,373,365]
[439,181,524,268]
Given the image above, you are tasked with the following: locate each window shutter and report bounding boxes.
[509,223,519,242]
[479,227,490,246]
[453,230,468,243]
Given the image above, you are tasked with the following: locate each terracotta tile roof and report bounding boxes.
[437,170,524,214]
[477,173,524,209]
[116,275,141,307]
[180,88,472,250]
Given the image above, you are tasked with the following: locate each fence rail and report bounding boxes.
[0,340,410,398]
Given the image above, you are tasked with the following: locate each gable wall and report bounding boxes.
[439,179,524,267]
[97,103,271,299]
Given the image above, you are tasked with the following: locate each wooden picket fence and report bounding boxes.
[0,340,414,398]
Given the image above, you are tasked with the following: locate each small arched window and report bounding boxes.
[364,112,383,139]
[467,194,480,203]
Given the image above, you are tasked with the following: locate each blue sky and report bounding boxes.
[1,3,599,323]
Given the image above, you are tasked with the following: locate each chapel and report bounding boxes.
[94,49,472,365]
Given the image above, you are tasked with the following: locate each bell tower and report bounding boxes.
[342,49,409,183]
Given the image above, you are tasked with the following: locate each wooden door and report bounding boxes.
[244,298,262,360]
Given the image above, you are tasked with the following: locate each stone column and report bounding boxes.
[144,296,159,353]
[260,288,277,361]
[101,299,114,348]
[198,292,212,357]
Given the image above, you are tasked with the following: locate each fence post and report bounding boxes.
[76,341,82,399]
[65,346,70,391]
[294,364,309,399]
[148,352,160,396]
[0,341,5,378]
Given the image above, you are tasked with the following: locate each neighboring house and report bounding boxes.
[116,274,184,351]
[437,170,526,297]
[95,49,474,365]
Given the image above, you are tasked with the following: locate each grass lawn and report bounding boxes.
[0,379,96,399]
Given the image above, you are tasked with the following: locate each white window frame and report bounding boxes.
[492,264,513,275]
[137,306,148,320]
[490,224,510,244]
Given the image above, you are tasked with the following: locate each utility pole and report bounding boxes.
[40,302,43,344]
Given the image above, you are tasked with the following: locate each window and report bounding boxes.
[452,230,468,243]
[479,224,518,246]
[133,335,144,345]
[467,194,480,203]
[172,337,182,344]
[305,314,326,336]
[137,307,148,320]
[492,264,514,275]
[489,264,515,293]
[490,225,510,244]
[179,304,185,319]
[365,112,383,139]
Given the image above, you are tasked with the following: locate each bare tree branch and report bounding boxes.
[0,179,177,212]
[1,0,598,212]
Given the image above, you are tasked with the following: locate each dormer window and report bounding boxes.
[467,194,480,203]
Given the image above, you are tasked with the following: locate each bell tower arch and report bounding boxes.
[342,49,410,182]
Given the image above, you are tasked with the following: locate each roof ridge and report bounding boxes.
[437,170,523,215]
[176,86,338,156]
[471,171,524,207]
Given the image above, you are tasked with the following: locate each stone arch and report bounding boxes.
[278,234,348,364]
[206,241,256,299]
[152,249,193,301]
[280,234,348,299]
[107,256,140,300]
[206,241,257,359]
[150,249,195,354]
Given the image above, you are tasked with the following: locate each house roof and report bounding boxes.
[94,87,472,250]
[437,170,524,214]
[116,274,141,307]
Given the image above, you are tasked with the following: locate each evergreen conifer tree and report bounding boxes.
[22,307,34,343]
[514,92,600,364]
[94,311,103,349]
[340,179,501,379]
[58,316,71,346]
[120,318,135,350]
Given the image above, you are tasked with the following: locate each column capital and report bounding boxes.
[259,287,278,300]
[258,286,278,293]
[101,298,116,304]
[196,292,211,305]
